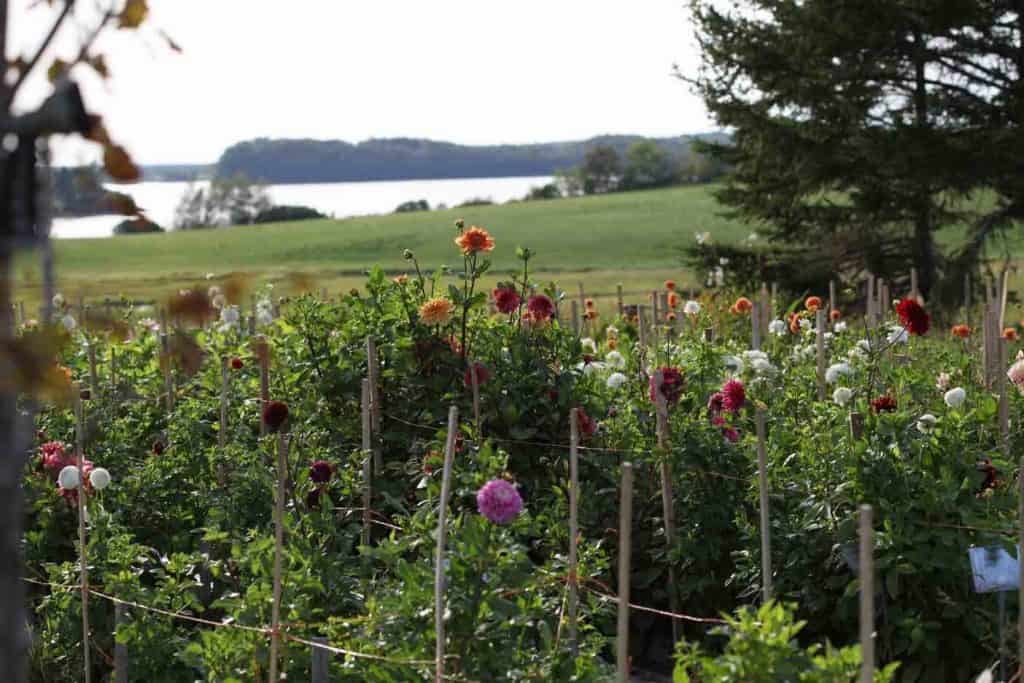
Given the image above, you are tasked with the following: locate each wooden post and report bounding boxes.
[578,281,586,321]
[258,336,270,436]
[760,283,771,338]
[866,274,875,327]
[366,337,383,475]
[361,380,372,551]
[435,406,459,683]
[311,636,329,683]
[985,309,999,389]
[568,408,580,659]
[964,272,972,323]
[910,267,919,301]
[849,412,864,440]
[751,297,762,351]
[218,356,229,449]
[650,292,660,348]
[74,390,91,683]
[616,462,634,683]
[247,314,255,336]
[755,409,772,602]
[999,339,1009,455]
[1000,269,1011,333]
[114,604,128,683]
[815,309,826,401]
[879,281,890,319]
[571,300,580,335]
[87,341,98,397]
[653,372,679,643]
[17,301,24,327]
[859,505,874,683]
[616,284,624,317]
[268,433,288,683]
[829,280,837,317]
[109,346,117,398]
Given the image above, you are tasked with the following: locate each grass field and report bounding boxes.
[13,184,751,311]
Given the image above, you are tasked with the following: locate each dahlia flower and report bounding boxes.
[419,298,455,326]
[455,226,495,254]
[944,387,966,408]
[832,387,853,406]
[476,479,523,524]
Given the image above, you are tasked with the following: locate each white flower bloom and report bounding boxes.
[799,318,812,332]
[833,387,853,406]
[606,350,626,369]
[975,669,993,683]
[205,272,215,280]
[89,467,111,490]
[695,231,711,245]
[825,362,851,384]
[944,387,966,408]
[606,372,628,389]
[936,372,951,391]
[605,326,619,340]
[713,267,725,287]
[51,293,64,309]
[747,232,759,241]
[723,355,744,374]
[833,321,847,333]
[212,294,227,310]
[857,339,871,352]
[208,286,222,300]
[743,349,769,364]
[719,257,730,266]
[751,357,776,376]
[916,413,937,433]
[791,345,815,363]
[580,338,597,354]
[683,301,701,315]
[768,319,787,336]
[577,361,607,376]
[887,326,909,345]
[58,465,80,489]
[61,314,76,331]
[823,332,834,343]
[256,309,274,326]
[219,305,241,327]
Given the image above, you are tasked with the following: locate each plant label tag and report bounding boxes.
[969,546,1020,593]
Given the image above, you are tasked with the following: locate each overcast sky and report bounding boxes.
[11,1,712,166]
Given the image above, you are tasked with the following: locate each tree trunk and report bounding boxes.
[912,28,936,296]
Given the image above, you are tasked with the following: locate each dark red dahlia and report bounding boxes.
[649,367,685,406]
[463,362,491,389]
[895,298,930,336]
[707,391,725,415]
[870,395,897,413]
[263,400,290,431]
[306,488,321,508]
[576,407,598,439]
[309,460,333,484]
[152,440,165,456]
[722,379,746,413]
[230,357,244,370]
[526,295,554,321]
[492,286,522,314]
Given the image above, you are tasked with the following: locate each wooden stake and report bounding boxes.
[218,356,229,449]
[1000,269,1011,333]
[578,281,586,321]
[17,301,24,327]
[760,283,771,338]
[361,380,372,551]
[87,341,98,397]
[571,300,580,335]
[755,409,772,602]
[160,332,173,416]
[859,504,874,683]
[866,274,875,327]
[435,406,459,683]
[616,462,633,683]
[829,280,837,317]
[568,408,580,659]
[751,297,762,351]
[651,292,660,348]
[999,339,1009,455]
[366,337,383,475]
[910,267,919,301]
[653,372,679,643]
[109,346,117,398]
[114,604,128,683]
[616,284,624,317]
[74,390,91,683]
[815,309,826,401]
[1017,455,1024,679]
[849,412,864,440]
[268,433,289,683]
[311,637,329,683]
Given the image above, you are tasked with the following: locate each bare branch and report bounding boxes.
[7,0,75,104]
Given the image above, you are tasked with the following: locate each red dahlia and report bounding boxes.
[309,460,333,484]
[263,400,290,431]
[463,362,491,389]
[870,395,897,413]
[492,286,521,314]
[649,367,685,406]
[526,295,554,321]
[895,298,930,336]
[230,357,243,370]
[722,379,746,413]
[576,407,598,439]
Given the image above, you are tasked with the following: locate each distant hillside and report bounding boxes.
[215,134,725,184]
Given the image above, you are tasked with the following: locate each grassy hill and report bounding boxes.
[15,185,752,311]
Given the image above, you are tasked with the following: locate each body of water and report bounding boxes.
[51,175,555,239]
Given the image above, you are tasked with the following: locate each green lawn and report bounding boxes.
[14,185,751,310]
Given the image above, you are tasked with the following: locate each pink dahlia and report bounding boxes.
[649,367,685,406]
[526,295,554,321]
[722,427,740,443]
[476,479,523,524]
[576,407,598,440]
[722,379,745,413]
[39,441,72,474]
[707,392,725,415]
[492,286,521,314]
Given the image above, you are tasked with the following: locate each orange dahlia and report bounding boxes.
[584,298,595,310]
[830,309,841,321]
[667,292,679,309]
[734,297,753,313]
[607,338,618,350]
[393,274,409,285]
[454,226,495,254]
[585,310,599,320]
[951,324,971,339]
[805,296,822,312]
[664,280,677,291]
[419,298,455,326]
[1004,327,1019,342]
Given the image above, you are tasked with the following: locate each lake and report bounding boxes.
[51,175,555,239]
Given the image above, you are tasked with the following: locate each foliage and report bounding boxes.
[394,199,430,213]
[112,217,164,235]
[173,174,271,230]
[253,205,326,223]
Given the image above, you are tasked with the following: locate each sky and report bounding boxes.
[10,1,713,166]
